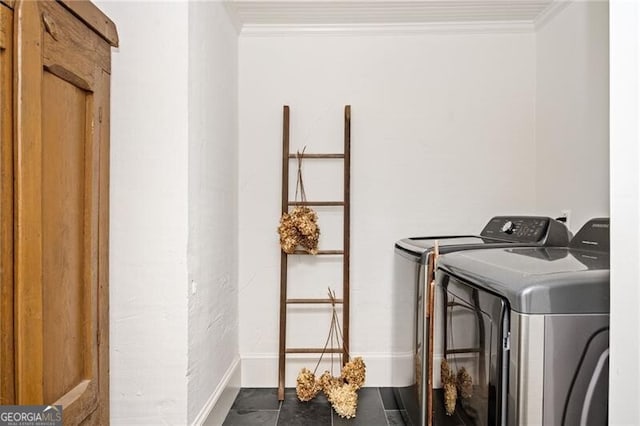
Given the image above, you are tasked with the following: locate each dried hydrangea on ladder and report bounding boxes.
[278,146,320,255]
[296,288,366,419]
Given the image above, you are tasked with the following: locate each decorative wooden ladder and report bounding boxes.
[278,105,351,400]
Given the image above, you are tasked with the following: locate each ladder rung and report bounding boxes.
[291,250,344,255]
[446,347,481,355]
[288,201,344,207]
[288,153,344,159]
[286,348,344,354]
[287,298,344,304]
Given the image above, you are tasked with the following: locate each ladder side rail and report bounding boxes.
[342,105,351,365]
[278,105,290,400]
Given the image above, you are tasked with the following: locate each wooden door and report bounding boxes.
[14,1,111,424]
[0,1,15,406]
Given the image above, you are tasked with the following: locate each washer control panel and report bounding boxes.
[480,216,564,243]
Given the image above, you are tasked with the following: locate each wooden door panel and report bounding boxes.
[42,71,89,403]
[15,1,106,424]
[0,2,15,406]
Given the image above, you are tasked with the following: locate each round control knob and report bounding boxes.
[501,221,515,234]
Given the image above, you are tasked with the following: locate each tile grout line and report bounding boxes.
[331,395,334,426]
[274,399,283,425]
[376,388,392,426]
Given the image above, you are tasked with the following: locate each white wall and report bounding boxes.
[535,1,610,232]
[94,2,190,424]
[95,1,240,424]
[610,1,640,424]
[187,2,240,425]
[238,33,537,386]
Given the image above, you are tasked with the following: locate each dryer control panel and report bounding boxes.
[480,216,571,246]
[569,217,609,253]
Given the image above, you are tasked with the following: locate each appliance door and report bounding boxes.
[392,248,426,425]
[436,273,509,426]
[544,317,609,426]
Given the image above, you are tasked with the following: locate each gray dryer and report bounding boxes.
[435,218,609,425]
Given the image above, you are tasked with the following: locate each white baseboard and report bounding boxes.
[241,352,414,388]
[193,356,241,426]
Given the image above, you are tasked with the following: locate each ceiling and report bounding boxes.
[225,0,567,34]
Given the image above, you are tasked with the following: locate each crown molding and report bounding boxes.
[224,2,245,35]
[225,0,564,37]
[237,20,536,37]
[534,0,573,30]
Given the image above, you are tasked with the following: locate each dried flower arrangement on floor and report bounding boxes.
[295,288,366,418]
[440,359,473,416]
[278,147,320,254]
[296,368,321,402]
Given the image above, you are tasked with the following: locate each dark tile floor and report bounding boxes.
[223,387,408,426]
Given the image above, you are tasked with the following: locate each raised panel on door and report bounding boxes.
[0,2,15,406]
[41,70,92,407]
[14,1,109,424]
